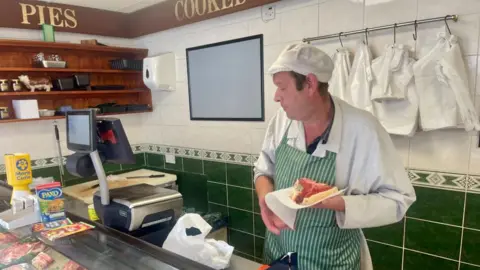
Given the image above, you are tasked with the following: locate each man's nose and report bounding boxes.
[274,89,281,102]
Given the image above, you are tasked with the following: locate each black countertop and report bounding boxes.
[0,182,214,270]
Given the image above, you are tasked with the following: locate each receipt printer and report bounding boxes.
[93,184,183,247]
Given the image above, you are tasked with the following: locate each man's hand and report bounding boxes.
[259,196,289,235]
[312,195,346,211]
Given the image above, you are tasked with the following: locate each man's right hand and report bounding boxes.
[259,196,289,235]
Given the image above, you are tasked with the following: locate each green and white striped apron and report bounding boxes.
[264,123,362,270]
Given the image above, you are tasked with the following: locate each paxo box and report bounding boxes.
[35,182,66,225]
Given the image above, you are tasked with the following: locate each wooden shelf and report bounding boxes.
[0,109,153,123]
[0,89,148,97]
[0,67,142,74]
[0,39,152,121]
[0,39,148,55]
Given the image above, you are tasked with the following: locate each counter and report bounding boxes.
[0,176,263,270]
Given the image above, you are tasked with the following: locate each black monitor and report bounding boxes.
[96,118,135,164]
[65,109,135,178]
[66,109,97,153]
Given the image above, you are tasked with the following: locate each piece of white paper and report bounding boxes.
[265,188,346,230]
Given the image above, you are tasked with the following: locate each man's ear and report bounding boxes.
[305,73,319,96]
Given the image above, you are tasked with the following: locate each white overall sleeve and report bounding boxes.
[253,113,279,183]
[336,121,416,229]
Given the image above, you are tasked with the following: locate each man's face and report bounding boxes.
[273,71,312,120]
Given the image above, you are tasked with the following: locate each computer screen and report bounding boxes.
[66,110,97,153]
[68,115,90,146]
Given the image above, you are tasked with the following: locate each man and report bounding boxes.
[254,43,416,270]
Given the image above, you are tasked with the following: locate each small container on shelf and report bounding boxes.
[42,60,67,68]
[39,109,55,117]
[33,52,67,68]
[0,107,10,119]
[12,79,22,92]
[0,80,10,92]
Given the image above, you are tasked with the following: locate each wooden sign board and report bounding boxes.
[128,0,280,37]
[0,0,279,38]
[0,0,127,38]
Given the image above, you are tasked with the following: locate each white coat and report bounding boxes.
[254,96,417,270]
[329,48,352,104]
[413,33,480,131]
[372,46,419,136]
[370,44,411,101]
[348,42,374,114]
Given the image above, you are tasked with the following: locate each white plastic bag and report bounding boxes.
[329,48,352,104]
[163,214,234,270]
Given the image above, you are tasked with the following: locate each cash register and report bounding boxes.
[64,109,183,247]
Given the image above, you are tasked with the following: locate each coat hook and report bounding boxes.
[445,15,452,35]
[364,28,369,45]
[413,20,418,41]
[393,23,397,44]
[338,32,344,47]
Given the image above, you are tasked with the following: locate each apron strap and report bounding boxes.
[280,121,294,145]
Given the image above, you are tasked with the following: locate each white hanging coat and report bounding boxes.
[413,34,480,131]
[329,48,352,104]
[373,57,419,136]
[370,44,419,136]
[370,45,411,101]
[348,42,374,114]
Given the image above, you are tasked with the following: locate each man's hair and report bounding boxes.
[289,71,328,96]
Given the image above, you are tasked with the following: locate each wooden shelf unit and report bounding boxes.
[0,109,153,123]
[0,89,147,97]
[0,39,151,123]
[0,68,142,74]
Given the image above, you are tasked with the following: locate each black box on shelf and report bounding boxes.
[52,78,75,90]
[109,59,143,71]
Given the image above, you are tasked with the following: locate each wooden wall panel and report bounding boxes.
[0,0,127,38]
[0,0,281,38]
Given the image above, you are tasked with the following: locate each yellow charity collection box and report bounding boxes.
[4,153,33,203]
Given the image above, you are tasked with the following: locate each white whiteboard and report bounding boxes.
[186,35,264,121]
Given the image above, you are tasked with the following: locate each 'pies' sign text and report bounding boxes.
[0,0,279,38]
[19,2,78,28]
[174,0,246,21]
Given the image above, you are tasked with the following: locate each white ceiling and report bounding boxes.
[40,0,168,13]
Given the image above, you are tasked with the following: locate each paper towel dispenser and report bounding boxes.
[143,52,176,91]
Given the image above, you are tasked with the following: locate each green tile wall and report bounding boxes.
[366,185,480,270]
[403,250,458,270]
[143,153,263,261]
[7,147,480,269]
[367,242,402,270]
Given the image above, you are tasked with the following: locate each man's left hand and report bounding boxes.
[312,196,346,212]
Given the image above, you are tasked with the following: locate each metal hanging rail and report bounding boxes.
[303,15,458,43]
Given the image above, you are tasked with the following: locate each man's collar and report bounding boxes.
[287,96,342,153]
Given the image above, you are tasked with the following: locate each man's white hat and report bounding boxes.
[268,43,334,83]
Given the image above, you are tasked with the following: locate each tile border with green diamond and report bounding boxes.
[2,143,480,193]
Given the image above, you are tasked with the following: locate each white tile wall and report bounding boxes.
[279,5,319,43]
[133,0,480,171]
[2,0,480,176]
[318,0,365,35]
[409,130,472,173]
[364,0,417,27]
